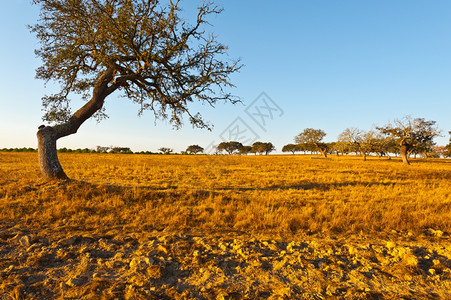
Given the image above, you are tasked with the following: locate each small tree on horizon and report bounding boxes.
[251,142,275,155]
[295,128,328,158]
[446,131,451,158]
[282,143,300,155]
[239,145,252,155]
[217,141,243,155]
[338,128,377,161]
[186,145,204,154]
[159,147,173,155]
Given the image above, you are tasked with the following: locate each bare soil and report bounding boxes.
[1,223,450,299]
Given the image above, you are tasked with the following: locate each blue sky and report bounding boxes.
[1,0,450,152]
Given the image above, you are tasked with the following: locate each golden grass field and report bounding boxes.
[0,152,450,299]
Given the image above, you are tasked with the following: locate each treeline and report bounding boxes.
[279,117,450,165]
[3,117,450,163]
[0,147,152,154]
[214,116,451,165]
[0,148,37,152]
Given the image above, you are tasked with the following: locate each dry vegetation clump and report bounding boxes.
[0,152,450,298]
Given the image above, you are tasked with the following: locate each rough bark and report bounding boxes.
[400,144,410,165]
[37,68,116,179]
[37,125,67,179]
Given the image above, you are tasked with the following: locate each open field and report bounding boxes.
[0,152,450,299]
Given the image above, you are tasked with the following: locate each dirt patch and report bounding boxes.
[0,227,450,299]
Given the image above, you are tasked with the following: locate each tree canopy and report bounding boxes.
[251,142,275,155]
[337,128,377,161]
[294,128,329,157]
[32,0,241,128]
[217,141,243,155]
[282,143,300,154]
[32,0,241,179]
[186,144,204,154]
[377,116,440,164]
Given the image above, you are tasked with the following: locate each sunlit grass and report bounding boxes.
[1,152,450,298]
[1,152,450,237]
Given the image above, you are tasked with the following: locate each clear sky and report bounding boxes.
[1,0,450,153]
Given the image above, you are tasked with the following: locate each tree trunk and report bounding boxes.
[384,151,392,160]
[37,125,68,179]
[362,152,367,161]
[37,68,116,179]
[400,144,410,165]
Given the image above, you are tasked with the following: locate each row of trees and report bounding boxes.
[217,141,276,155]
[281,116,446,165]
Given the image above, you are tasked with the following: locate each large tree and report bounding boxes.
[31,0,241,179]
[295,128,328,158]
[377,116,440,164]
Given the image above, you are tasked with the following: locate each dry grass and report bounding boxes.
[0,152,450,298]
[2,152,450,236]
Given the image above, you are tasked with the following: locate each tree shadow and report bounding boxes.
[216,181,405,192]
[29,179,406,196]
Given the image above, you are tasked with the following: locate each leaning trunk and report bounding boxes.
[37,126,67,179]
[37,68,116,179]
[400,144,410,165]
[362,151,367,161]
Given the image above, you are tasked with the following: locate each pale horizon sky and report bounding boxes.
[1,0,450,153]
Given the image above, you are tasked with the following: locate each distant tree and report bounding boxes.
[251,142,275,155]
[263,142,276,155]
[368,133,397,159]
[431,145,447,158]
[239,145,253,155]
[282,144,300,155]
[413,139,436,158]
[338,128,378,161]
[96,146,110,153]
[186,145,204,154]
[295,128,328,158]
[217,141,243,155]
[377,116,440,164]
[296,143,309,154]
[159,147,173,155]
[330,141,350,156]
[31,0,241,179]
[446,131,451,158]
[111,147,132,154]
